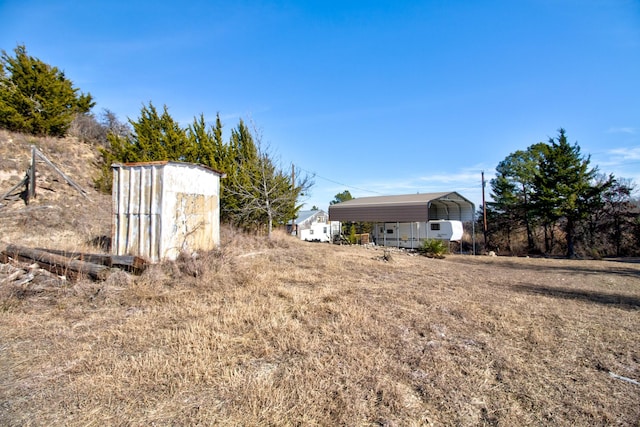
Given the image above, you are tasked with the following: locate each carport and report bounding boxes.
[328,192,476,251]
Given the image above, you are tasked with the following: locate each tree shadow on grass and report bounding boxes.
[512,283,640,309]
[446,256,640,279]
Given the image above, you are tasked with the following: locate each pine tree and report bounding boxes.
[532,129,610,258]
[0,45,94,136]
[96,102,191,191]
[130,103,189,162]
[490,143,546,252]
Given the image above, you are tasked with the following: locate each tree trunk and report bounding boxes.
[543,223,550,253]
[523,187,535,252]
[566,218,576,258]
[267,211,273,239]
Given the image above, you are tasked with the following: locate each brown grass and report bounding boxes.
[1,131,639,425]
[1,228,639,426]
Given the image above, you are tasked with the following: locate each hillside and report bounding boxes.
[0,130,639,425]
[0,130,111,250]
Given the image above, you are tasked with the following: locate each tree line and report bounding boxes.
[3,45,638,254]
[486,129,639,258]
[0,45,310,237]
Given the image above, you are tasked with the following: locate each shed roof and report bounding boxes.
[112,161,226,178]
[328,192,475,222]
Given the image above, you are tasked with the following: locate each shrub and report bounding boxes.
[0,45,94,137]
[419,238,448,258]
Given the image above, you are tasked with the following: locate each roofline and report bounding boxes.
[328,191,475,222]
[112,161,226,178]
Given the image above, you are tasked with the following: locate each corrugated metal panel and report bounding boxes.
[330,203,426,222]
[328,192,475,222]
[112,162,223,262]
[112,164,163,262]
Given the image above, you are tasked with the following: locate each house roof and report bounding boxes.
[328,192,475,222]
[288,209,326,225]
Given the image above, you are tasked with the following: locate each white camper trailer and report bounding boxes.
[371,220,464,249]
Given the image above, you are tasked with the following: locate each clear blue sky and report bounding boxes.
[2,0,639,211]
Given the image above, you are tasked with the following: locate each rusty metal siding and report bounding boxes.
[112,164,163,262]
[112,162,222,262]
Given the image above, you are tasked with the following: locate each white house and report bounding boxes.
[288,210,340,242]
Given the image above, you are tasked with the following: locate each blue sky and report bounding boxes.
[2,0,639,211]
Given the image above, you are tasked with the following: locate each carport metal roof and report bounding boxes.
[328,192,475,223]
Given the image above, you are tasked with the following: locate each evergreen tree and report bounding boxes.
[129,103,189,162]
[97,104,311,236]
[186,113,219,166]
[489,143,546,252]
[532,129,610,258]
[487,173,520,251]
[96,102,190,191]
[222,120,257,225]
[0,45,94,136]
[330,190,353,205]
[591,177,637,256]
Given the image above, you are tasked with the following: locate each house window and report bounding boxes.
[323,227,327,233]
[387,229,394,234]
[309,229,314,235]
[431,223,441,231]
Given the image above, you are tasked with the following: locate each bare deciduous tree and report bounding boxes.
[225,124,313,238]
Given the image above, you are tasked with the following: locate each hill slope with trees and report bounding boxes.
[1,45,639,257]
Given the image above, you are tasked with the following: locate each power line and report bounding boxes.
[294,165,384,195]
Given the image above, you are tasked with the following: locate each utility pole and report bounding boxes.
[481,171,488,252]
[291,164,296,236]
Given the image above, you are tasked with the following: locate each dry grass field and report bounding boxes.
[1,229,639,426]
[1,131,639,425]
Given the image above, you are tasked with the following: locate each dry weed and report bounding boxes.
[1,234,639,426]
[1,131,639,425]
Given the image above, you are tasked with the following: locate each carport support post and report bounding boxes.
[383,222,386,247]
[411,222,414,249]
[396,221,400,249]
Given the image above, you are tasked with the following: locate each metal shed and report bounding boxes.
[328,192,475,250]
[112,161,225,262]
